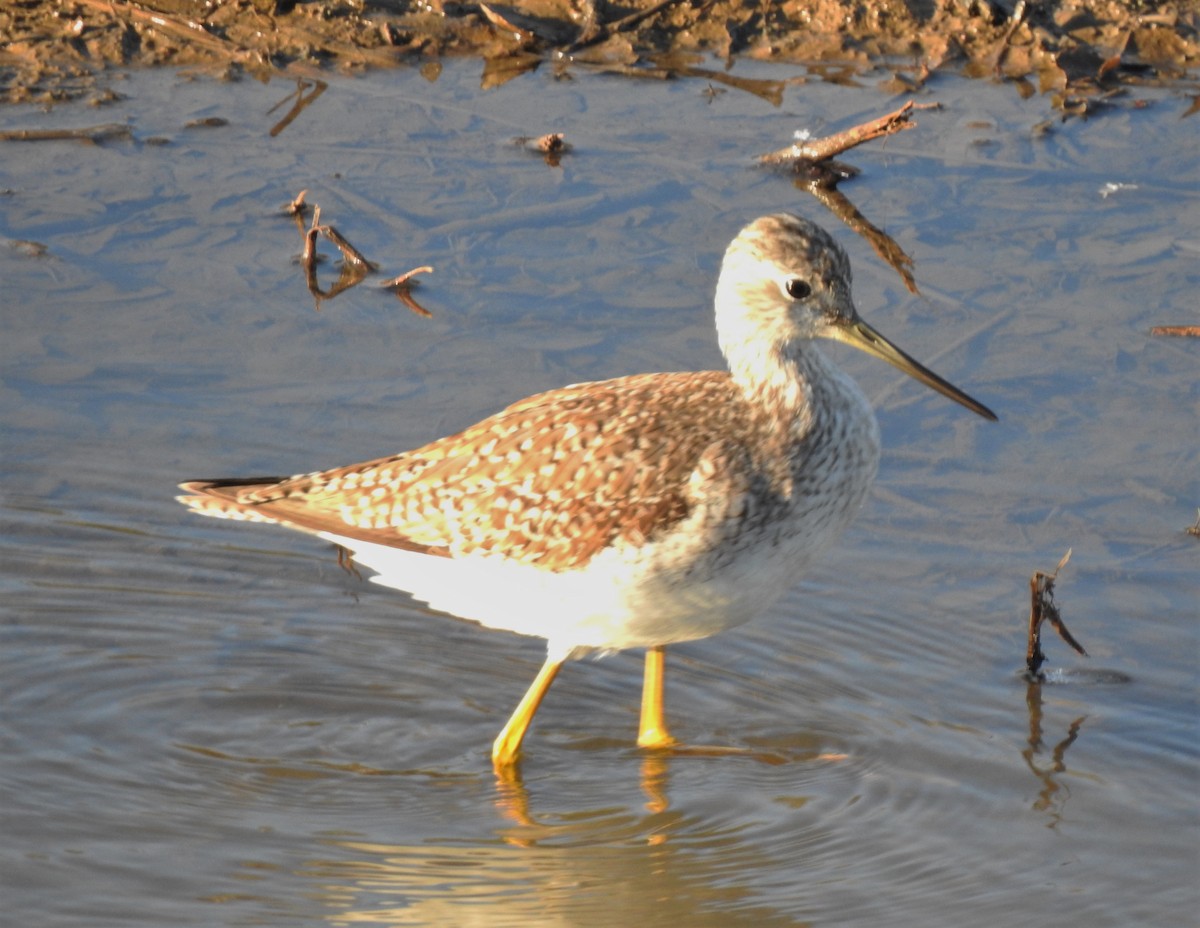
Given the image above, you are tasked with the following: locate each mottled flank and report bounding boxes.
[178,214,881,582]
[182,371,759,571]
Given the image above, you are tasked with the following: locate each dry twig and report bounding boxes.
[285,189,308,217]
[758,102,937,168]
[380,265,435,316]
[1150,325,1200,337]
[0,124,132,143]
[292,193,432,313]
[379,266,434,289]
[1027,549,1088,680]
[319,225,378,271]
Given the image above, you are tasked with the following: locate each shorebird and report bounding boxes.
[178,213,995,769]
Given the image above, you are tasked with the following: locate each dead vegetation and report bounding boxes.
[1025,549,1088,680]
[2,1,1196,112]
[286,190,433,313]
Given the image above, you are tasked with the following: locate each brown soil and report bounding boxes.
[2,0,1197,112]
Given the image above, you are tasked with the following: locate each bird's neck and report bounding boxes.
[725,333,880,514]
[725,336,838,436]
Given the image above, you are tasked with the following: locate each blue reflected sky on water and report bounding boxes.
[1,60,1196,927]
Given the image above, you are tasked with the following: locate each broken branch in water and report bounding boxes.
[285,189,308,217]
[1026,549,1088,680]
[319,224,378,271]
[293,192,432,314]
[380,266,435,317]
[758,102,941,293]
[380,266,434,289]
[758,101,937,169]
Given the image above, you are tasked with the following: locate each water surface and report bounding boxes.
[1,61,1196,927]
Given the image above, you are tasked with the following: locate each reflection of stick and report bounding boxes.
[293,196,432,312]
[672,66,784,107]
[394,290,434,318]
[269,79,328,138]
[758,102,935,167]
[803,183,918,294]
[1027,549,1087,679]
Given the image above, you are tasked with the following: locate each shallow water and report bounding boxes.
[2,61,1197,927]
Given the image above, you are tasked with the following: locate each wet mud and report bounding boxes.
[3,1,1197,114]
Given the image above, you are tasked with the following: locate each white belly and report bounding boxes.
[326,358,881,661]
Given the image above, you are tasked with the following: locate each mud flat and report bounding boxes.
[3,1,1197,113]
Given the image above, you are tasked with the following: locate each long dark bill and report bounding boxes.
[833,319,998,421]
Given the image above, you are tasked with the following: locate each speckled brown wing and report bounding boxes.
[179,371,750,571]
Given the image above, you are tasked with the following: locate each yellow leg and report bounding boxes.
[638,645,679,749]
[492,656,563,769]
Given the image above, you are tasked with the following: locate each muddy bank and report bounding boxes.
[2,0,1197,111]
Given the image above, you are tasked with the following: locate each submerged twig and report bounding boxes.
[335,544,364,581]
[0,123,132,143]
[1026,549,1088,680]
[268,78,328,138]
[1150,325,1200,337]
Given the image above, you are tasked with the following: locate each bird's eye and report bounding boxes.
[785,279,812,300]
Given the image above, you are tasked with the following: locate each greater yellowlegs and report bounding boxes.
[178,213,996,768]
